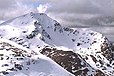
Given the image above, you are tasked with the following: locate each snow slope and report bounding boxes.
[0,12,114,76]
[0,38,74,76]
[0,12,106,51]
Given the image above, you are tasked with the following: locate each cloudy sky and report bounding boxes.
[0,0,113,22]
[0,0,114,41]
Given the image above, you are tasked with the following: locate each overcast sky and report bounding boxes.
[0,0,113,22]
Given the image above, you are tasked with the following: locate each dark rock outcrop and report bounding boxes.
[40,47,106,76]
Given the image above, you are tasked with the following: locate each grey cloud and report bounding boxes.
[0,0,37,20]
[0,0,114,26]
[38,0,113,15]
[0,0,16,9]
[47,0,102,14]
[37,0,114,26]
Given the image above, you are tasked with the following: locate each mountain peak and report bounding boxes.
[0,13,114,76]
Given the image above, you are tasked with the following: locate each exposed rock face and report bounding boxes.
[40,47,106,76]
[95,70,105,76]
[100,38,114,62]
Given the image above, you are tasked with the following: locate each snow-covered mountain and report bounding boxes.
[0,12,114,76]
[0,12,108,51]
[0,38,73,76]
